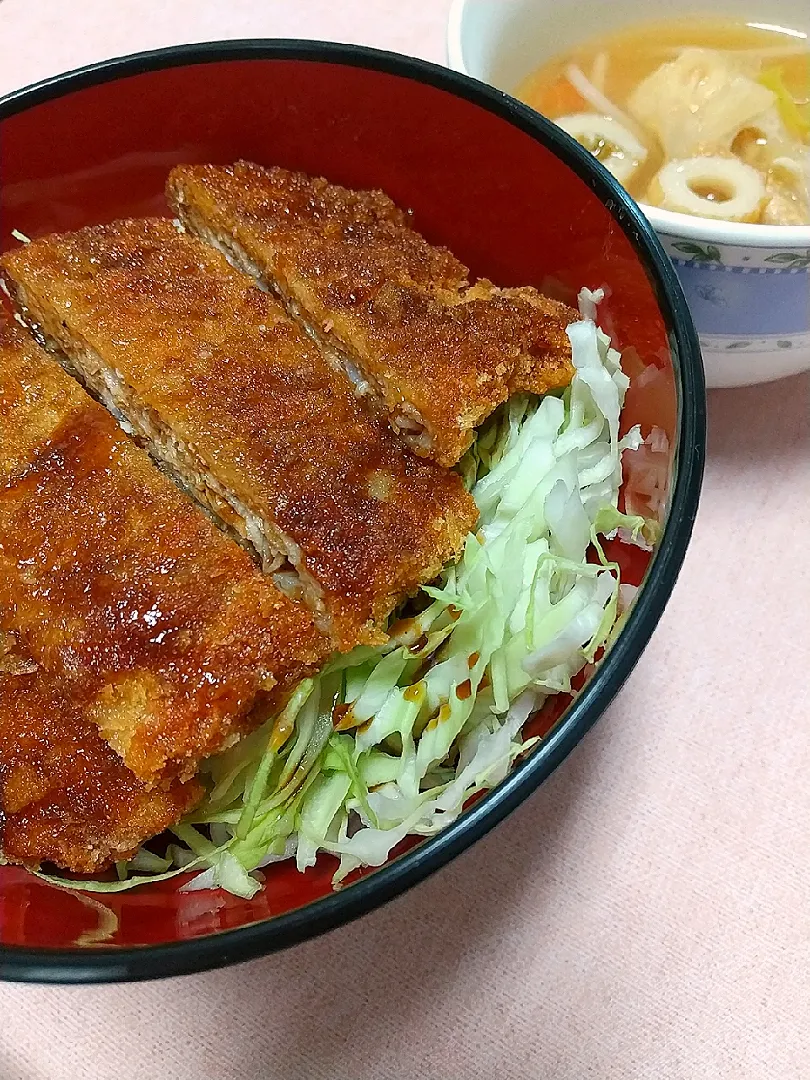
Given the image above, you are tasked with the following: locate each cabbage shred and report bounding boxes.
[42,298,644,898]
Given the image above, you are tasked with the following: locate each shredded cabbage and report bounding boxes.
[43,292,647,897]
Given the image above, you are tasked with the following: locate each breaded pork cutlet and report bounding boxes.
[0,317,326,787]
[167,161,577,467]
[0,631,200,873]
[1,220,477,652]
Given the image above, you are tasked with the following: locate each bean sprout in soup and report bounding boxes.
[517,19,810,225]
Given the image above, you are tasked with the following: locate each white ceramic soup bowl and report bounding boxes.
[448,0,810,388]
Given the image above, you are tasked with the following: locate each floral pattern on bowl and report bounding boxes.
[658,236,810,388]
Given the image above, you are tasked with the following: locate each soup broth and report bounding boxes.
[517,19,810,224]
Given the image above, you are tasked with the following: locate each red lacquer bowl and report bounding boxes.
[0,41,704,982]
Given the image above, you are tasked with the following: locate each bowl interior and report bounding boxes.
[450,0,810,248]
[0,45,695,973]
[452,0,810,95]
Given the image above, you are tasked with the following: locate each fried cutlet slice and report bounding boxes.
[166,161,576,467]
[1,220,477,652]
[0,630,201,874]
[0,317,327,786]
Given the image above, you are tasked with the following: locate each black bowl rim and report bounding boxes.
[0,38,705,984]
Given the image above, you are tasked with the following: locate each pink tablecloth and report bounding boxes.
[1,2,809,1077]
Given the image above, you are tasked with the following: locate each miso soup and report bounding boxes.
[517,19,810,225]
